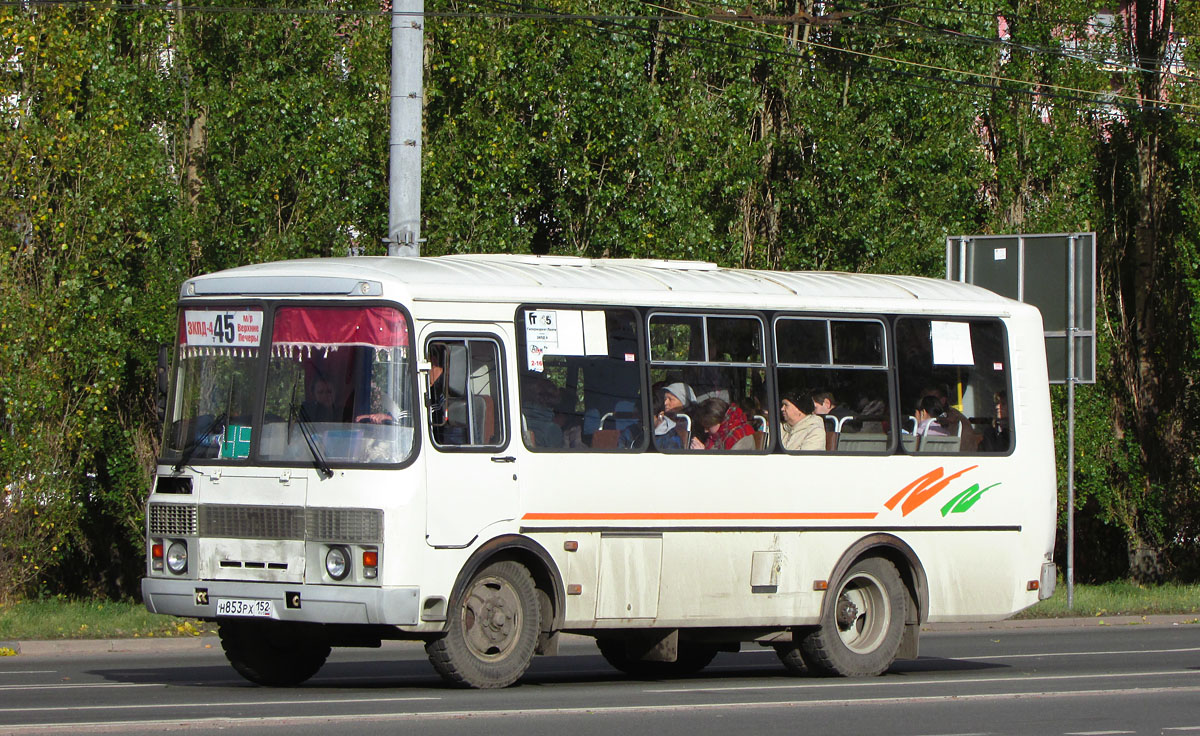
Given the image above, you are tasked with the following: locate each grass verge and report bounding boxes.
[0,599,217,641]
[1014,581,1200,619]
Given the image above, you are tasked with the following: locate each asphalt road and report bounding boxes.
[1,617,1199,735]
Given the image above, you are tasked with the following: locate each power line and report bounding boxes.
[642,2,1200,114]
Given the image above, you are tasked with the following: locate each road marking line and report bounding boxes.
[646,668,1200,693]
[0,671,56,675]
[0,683,161,692]
[5,686,1200,732]
[1064,732,1136,735]
[0,696,440,715]
[1163,728,1200,732]
[955,646,1200,661]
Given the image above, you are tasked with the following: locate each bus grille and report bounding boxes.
[200,505,305,540]
[305,508,383,543]
[152,504,384,543]
[148,503,198,536]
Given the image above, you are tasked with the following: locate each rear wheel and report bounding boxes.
[772,641,808,675]
[799,557,906,677]
[426,560,541,688]
[218,620,331,686]
[596,637,720,678]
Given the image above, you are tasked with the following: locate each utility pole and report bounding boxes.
[387,0,423,257]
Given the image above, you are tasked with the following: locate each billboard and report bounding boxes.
[946,233,1096,384]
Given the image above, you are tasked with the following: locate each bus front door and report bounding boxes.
[423,330,519,548]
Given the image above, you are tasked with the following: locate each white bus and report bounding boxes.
[143,254,1056,688]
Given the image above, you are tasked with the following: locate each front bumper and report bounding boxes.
[142,577,420,626]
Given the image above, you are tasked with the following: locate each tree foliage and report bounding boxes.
[1,0,1198,599]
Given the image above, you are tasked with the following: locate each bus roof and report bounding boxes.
[183,254,1025,315]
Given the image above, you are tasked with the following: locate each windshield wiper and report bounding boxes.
[292,402,333,479]
[173,412,227,473]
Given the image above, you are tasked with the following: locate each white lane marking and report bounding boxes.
[954,646,1200,661]
[646,668,1200,693]
[0,696,440,715]
[0,683,161,692]
[0,671,56,675]
[1163,729,1200,733]
[1064,732,1136,735]
[5,686,1200,732]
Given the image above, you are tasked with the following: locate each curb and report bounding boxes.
[3,615,1198,657]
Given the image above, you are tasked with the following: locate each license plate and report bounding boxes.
[215,598,278,618]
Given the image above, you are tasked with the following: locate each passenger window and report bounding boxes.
[518,308,643,451]
[427,338,505,450]
[649,313,767,452]
[774,317,890,453]
[894,318,1012,454]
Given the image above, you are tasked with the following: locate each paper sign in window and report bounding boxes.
[931,321,975,365]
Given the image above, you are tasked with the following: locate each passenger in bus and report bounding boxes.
[302,377,341,422]
[522,373,564,448]
[691,398,755,451]
[813,390,854,421]
[780,391,825,451]
[921,384,981,450]
[913,395,951,437]
[980,391,1011,452]
[652,382,694,450]
[854,397,889,434]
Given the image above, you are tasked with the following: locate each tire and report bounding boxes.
[218,620,331,686]
[426,560,541,688]
[596,637,720,678]
[772,642,808,675]
[799,556,906,677]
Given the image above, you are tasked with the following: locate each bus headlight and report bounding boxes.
[325,546,350,581]
[165,541,188,574]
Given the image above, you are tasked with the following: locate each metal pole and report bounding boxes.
[1066,235,1077,609]
[388,0,423,257]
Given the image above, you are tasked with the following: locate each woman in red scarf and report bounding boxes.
[690,398,756,451]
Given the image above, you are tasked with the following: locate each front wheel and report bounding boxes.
[218,620,331,686]
[426,560,541,688]
[799,556,906,677]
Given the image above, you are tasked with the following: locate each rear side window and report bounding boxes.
[894,318,1012,454]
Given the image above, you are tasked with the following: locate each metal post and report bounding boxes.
[1066,235,1078,608]
[388,0,423,257]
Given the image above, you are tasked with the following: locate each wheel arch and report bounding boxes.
[822,534,928,627]
[448,534,565,633]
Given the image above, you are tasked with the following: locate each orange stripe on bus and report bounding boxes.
[521,511,879,521]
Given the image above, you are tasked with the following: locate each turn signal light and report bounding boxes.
[362,550,378,568]
[152,543,164,559]
[1027,580,1040,591]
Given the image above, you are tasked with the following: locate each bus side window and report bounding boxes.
[428,338,506,450]
[774,317,890,453]
[894,318,1012,454]
[518,308,645,452]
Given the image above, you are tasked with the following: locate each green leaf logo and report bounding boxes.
[940,483,1000,516]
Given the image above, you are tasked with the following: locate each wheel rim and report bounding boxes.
[461,574,523,661]
[833,570,891,654]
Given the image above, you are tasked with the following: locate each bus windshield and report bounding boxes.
[162,305,414,466]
